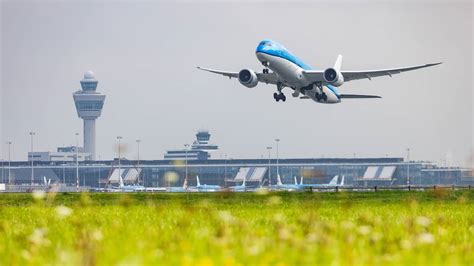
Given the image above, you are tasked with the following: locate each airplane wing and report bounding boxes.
[302,62,442,83]
[196,66,279,85]
[341,62,442,82]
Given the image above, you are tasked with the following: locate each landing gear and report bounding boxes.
[273,92,286,102]
[273,82,287,102]
[315,93,327,102]
[314,81,327,102]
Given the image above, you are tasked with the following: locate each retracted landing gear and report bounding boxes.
[273,82,286,102]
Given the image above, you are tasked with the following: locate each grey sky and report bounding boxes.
[1,1,472,166]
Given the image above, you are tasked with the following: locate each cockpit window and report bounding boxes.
[259,41,271,46]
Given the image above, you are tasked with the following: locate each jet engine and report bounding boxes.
[323,68,344,87]
[238,69,258,88]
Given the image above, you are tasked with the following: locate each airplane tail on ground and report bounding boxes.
[196,175,201,187]
[43,176,51,186]
[300,176,304,185]
[277,174,283,186]
[119,170,124,188]
[242,174,246,187]
[328,175,339,186]
[294,176,298,185]
[183,178,188,190]
[340,175,345,186]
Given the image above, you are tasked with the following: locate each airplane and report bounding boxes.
[110,173,147,192]
[167,178,191,192]
[299,175,345,188]
[43,176,51,187]
[269,174,304,191]
[228,174,248,192]
[195,175,221,192]
[197,39,441,103]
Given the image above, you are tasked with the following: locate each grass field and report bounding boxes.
[0,190,473,265]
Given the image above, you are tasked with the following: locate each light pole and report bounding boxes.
[29,131,35,188]
[7,141,11,185]
[406,148,410,186]
[117,136,123,185]
[267,146,272,187]
[275,139,280,180]
[224,154,227,188]
[75,133,79,192]
[184,144,189,186]
[136,139,141,185]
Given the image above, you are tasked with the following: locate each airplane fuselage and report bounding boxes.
[255,40,340,104]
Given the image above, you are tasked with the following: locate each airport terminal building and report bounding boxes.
[1,156,472,190]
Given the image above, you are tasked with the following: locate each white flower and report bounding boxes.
[92,230,103,241]
[415,216,431,228]
[55,205,73,218]
[417,233,435,244]
[28,228,49,246]
[32,190,46,200]
[217,211,235,223]
[357,225,371,236]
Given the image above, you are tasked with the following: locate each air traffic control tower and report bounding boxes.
[73,71,106,160]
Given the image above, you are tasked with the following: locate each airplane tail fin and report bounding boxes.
[328,175,339,186]
[334,54,343,71]
[294,176,298,185]
[196,175,201,187]
[340,175,345,186]
[277,174,283,186]
[183,177,188,190]
[43,176,47,185]
[300,176,304,185]
[119,169,124,188]
[48,179,51,186]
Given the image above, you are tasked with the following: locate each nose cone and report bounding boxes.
[256,43,266,54]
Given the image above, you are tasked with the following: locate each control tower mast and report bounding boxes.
[73,71,106,160]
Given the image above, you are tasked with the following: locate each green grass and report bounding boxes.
[0,190,473,265]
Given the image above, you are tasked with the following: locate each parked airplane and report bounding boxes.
[196,175,221,192]
[198,39,441,103]
[270,174,303,191]
[167,178,191,192]
[43,176,51,187]
[228,174,248,192]
[110,173,147,192]
[299,175,345,188]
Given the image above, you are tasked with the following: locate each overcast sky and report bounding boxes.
[1,0,472,166]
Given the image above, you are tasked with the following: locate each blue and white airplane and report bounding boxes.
[196,175,221,192]
[270,175,304,191]
[299,175,345,188]
[198,39,441,103]
[228,174,248,192]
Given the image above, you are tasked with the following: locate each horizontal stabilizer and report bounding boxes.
[339,94,382,99]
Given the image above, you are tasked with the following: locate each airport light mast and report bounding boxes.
[266,146,272,187]
[275,139,280,180]
[76,133,79,192]
[136,139,141,185]
[29,131,35,188]
[7,141,11,185]
[117,136,123,183]
[406,148,410,186]
[184,144,189,185]
[73,71,106,160]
